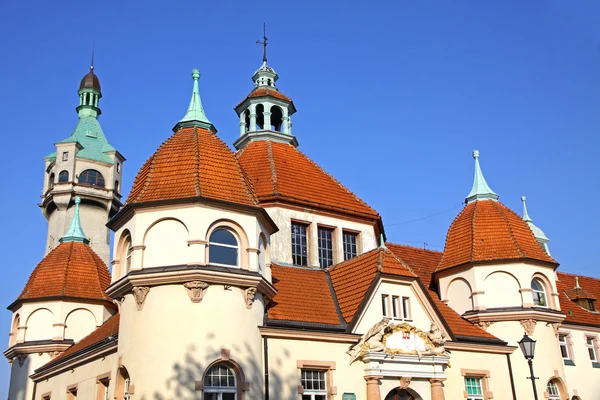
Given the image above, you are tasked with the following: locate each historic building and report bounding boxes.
[4,53,600,400]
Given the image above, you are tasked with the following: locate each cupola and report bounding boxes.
[521,196,551,255]
[76,65,102,118]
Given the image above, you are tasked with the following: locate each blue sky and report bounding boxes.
[0,0,599,394]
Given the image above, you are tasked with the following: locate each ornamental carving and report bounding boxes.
[399,376,411,389]
[547,322,561,337]
[347,319,447,364]
[520,319,537,336]
[132,286,150,311]
[244,287,257,309]
[184,281,209,303]
[475,321,494,331]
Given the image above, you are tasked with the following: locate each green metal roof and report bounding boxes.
[59,197,89,244]
[466,150,499,204]
[48,116,115,164]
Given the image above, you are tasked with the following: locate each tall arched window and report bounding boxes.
[115,180,119,192]
[48,173,55,189]
[270,106,283,131]
[79,169,105,188]
[204,364,236,400]
[58,170,69,183]
[124,236,133,274]
[546,380,561,400]
[209,229,239,267]
[255,104,265,130]
[531,279,547,307]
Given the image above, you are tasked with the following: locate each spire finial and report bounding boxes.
[466,150,499,204]
[575,276,580,289]
[379,233,387,249]
[60,197,89,244]
[90,42,95,71]
[256,23,268,63]
[175,69,214,132]
[521,196,533,222]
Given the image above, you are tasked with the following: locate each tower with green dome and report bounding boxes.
[40,64,125,265]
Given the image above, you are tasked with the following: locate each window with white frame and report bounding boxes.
[381,294,390,318]
[546,380,561,400]
[209,229,239,267]
[464,377,484,400]
[301,369,327,400]
[62,152,69,161]
[531,279,547,307]
[291,222,308,266]
[558,334,570,360]
[391,296,400,320]
[317,227,334,268]
[402,297,412,320]
[587,336,597,362]
[342,231,358,260]
[204,364,236,400]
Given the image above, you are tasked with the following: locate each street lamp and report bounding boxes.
[518,333,539,400]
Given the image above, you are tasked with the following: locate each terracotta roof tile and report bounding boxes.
[237,140,379,220]
[126,127,257,207]
[18,242,111,303]
[44,313,120,367]
[557,272,600,327]
[235,88,293,109]
[269,265,340,325]
[438,200,556,272]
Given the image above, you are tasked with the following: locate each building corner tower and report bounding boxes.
[40,65,125,265]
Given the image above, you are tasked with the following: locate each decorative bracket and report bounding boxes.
[547,322,561,337]
[399,376,411,389]
[184,281,209,303]
[132,286,150,311]
[520,319,537,336]
[475,321,494,331]
[244,287,257,309]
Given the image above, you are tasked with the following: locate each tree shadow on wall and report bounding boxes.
[140,331,299,400]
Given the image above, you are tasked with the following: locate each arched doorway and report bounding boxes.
[384,388,421,400]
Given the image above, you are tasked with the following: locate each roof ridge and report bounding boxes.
[558,271,600,280]
[383,247,418,276]
[266,141,279,195]
[129,152,156,204]
[492,201,525,258]
[436,204,467,270]
[469,202,477,263]
[193,127,201,197]
[386,242,444,255]
[226,136,259,206]
[87,245,111,300]
[61,242,75,296]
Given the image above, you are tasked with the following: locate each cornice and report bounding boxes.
[462,307,565,324]
[445,341,516,354]
[259,326,359,343]
[4,340,74,360]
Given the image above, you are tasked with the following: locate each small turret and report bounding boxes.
[173,69,215,132]
[521,196,551,255]
[466,150,499,204]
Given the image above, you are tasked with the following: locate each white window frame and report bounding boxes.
[209,228,240,268]
[204,364,237,400]
[402,297,412,320]
[546,380,560,400]
[301,369,327,400]
[391,296,400,320]
[62,152,69,161]
[464,376,484,400]
[531,278,548,307]
[586,336,598,362]
[558,334,570,360]
[381,294,390,318]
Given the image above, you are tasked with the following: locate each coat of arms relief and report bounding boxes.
[347,318,447,364]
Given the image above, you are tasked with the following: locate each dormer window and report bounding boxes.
[531,279,547,307]
[62,152,69,161]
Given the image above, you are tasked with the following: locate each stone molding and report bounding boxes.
[132,286,150,311]
[463,307,565,324]
[183,281,209,303]
[520,319,537,336]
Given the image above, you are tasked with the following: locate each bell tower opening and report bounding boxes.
[271,105,283,131]
[256,104,265,130]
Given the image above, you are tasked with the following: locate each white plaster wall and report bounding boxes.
[25,308,54,341]
[8,353,52,400]
[115,282,266,399]
[143,218,190,268]
[264,206,377,267]
[33,352,118,400]
[484,271,521,308]
[445,278,473,315]
[64,308,97,342]
[560,326,600,400]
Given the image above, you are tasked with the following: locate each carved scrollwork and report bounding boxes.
[184,281,209,303]
[520,319,537,336]
[475,321,494,331]
[547,322,561,337]
[132,286,150,311]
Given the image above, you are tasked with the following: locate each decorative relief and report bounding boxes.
[399,376,411,389]
[132,286,150,311]
[347,319,447,364]
[547,322,561,337]
[520,319,537,336]
[475,321,494,331]
[184,281,209,303]
[244,287,257,309]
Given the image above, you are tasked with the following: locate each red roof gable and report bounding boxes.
[237,140,380,220]
[127,126,257,207]
[17,241,112,304]
[438,200,556,272]
[557,272,600,327]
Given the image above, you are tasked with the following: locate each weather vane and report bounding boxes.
[256,23,268,63]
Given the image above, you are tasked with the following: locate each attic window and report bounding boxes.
[85,129,97,138]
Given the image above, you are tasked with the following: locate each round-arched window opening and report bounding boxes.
[204,364,236,400]
[123,235,133,274]
[547,380,561,400]
[255,104,265,130]
[48,173,55,189]
[531,279,547,307]
[270,106,283,131]
[115,180,119,193]
[79,169,105,188]
[209,229,239,267]
[58,170,69,183]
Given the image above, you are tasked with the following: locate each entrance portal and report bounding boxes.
[384,388,420,400]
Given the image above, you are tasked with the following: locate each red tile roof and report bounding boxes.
[329,248,416,322]
[386,243,499,340]
[126,127,257,207]
[235,88,293,109]
[237,140,380,220]
[269,264,341,325]
[45,313,120,366]
[557,272,600,327]
[17,242,112,304]
[437,200,556,272]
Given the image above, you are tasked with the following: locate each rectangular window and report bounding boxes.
[96,378,110,400]
[402,297,411,320]
[67,388,77,400]
[342,231,358,260]
[301,369,327,400]
[587,337,597,362]
[381,294,390,318]
[559,334,569,360]
[391,296,400,319]
[291,223,308,266]
[117,162,121,173]
[62,152,69,161]
[317,227,334,268]
[464,377,484,400]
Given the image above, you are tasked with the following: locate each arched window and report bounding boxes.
[547,380,561,400]
[114,180,119,192]
[243,109,250,133]
[58,170,69,183]
[125,237,133,274]
[270,106,283,131]
[48,173,55,189]
[255,104,265,130]
[204,364,236,400]
[531,279,547,307]
[209,229,239,267]
[79,169,105,188]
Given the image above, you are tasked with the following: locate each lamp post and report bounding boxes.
[518,333,539,400]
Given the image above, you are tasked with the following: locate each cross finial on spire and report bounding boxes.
[60,196,89,244]
[466,150,499,203]
[256,23,268,63]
